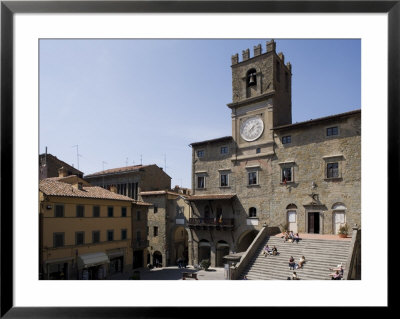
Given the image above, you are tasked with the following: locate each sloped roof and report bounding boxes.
[39,178,133,202]
[85,164,150,178]
[273,109,361,131]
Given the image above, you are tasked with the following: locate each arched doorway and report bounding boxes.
[198,239,211,263]
[286,204,298,233]
[173,226,189,265]
[153,251,162,268]
[332,203,347,234]
[237,230,258,252]
[216,241,230,267]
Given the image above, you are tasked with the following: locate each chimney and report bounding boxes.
[58,166,68,178]
[109,185,118,193]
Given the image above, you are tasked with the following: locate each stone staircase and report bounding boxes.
[240,235,351,280]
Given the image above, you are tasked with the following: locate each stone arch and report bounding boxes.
[249,207,257,217]
[286,203,297,209]
[153,251,163,268]
[332,202,347,210]
[215,240,230,267]
[172,226,189,265]
[246,68,257,87]
[237,229,258,252]
[198,239,211,263]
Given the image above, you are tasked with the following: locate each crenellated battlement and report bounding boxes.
[231,39,291,70]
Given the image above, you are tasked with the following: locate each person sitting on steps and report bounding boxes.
[293,233,300,244]
[298,256,306,268]
[262,245,272,257]
[289,256,296,270]
[272,246,278,256]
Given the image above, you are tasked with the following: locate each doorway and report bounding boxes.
[287,210,298,233]
[308,212,320,234]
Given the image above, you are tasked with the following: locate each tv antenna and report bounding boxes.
[72,145,82,170]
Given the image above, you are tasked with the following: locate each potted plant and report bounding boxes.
[338,224,349,238]
[200,259,211,271]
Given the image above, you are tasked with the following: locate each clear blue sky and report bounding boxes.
[39,39,361,189]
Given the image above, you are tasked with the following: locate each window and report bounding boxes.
[327,162,339,178]
[146,227,149,236]
[256,148,261,154]
[220,146,228,155]
[248,171,258,185]
[220,173,229,187]
[136,231,141,242]
[55,205,64,217]
[282,167,293,183]
[107,230,114,242]
[282,136,291,144]
[121,207,127,217]
[137,211,141,221]
[249,207,257,217]
[327,126,339,136]
[176,206,184,216]
[197,150,205,158]
[76,205,84,218]
[53,232,64,248]
[197,176,205,189]
[108,206,114,217]
[92,231,100,243]
[154,227,158,237]
[154,205,158,214]
[121,229,127,240]
[75,231,84,245]
[93,206,100,217]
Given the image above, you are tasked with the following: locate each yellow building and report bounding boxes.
[39,168,149,280]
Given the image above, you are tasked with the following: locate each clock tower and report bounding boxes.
[228,40,292,160]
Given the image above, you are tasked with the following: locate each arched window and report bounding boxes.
[246,69,257,87]
[249,207,257,217]
[286,203,297,210]
[204,205,210,219]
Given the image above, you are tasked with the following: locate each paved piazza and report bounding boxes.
[108,266,226,280]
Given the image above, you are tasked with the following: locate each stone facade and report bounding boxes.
[188,40,361,268]
[140,191,191,267]
[84,164,171,201]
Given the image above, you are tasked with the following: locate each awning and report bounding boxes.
[77,252,109,269]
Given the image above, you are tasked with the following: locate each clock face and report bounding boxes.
[240,116,264,142]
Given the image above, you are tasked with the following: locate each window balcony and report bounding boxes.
[188,218,234,230]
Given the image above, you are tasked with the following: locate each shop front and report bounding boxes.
[77,252,109,280]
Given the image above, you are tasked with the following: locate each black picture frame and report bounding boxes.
[1,0,395,317]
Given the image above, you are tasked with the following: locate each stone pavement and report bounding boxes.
[107,266,226,280]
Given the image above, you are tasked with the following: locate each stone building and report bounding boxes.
[39,168,151,279]
[84,164,171,201]
[39,151,83,180]
[139,189,191,267]
[187,40,361,268]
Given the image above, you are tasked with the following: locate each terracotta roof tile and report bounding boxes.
[139,190,182,197]
[85,165,150,177]
[39,179,133,202]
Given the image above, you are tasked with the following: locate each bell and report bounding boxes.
[248,74,256,86]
